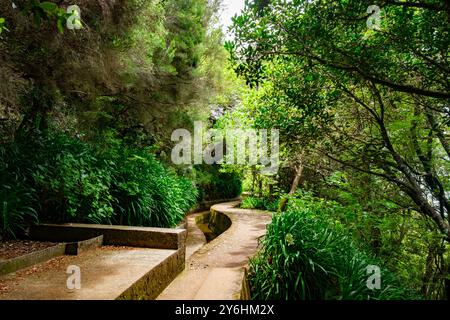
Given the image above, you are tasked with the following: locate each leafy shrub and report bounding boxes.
[0,140,39,239]
[112,148,198,227]
[248,194,419,300]
[241,196,278,211]
[0,176,38,239]
[32,133,116,224]
[193,164,242,201]
[241,196,266,210]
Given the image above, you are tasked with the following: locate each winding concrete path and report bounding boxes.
[157,201,272,300]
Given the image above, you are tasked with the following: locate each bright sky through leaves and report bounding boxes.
[220,0,245,36]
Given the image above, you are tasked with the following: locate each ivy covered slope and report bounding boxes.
[0,0,240,238]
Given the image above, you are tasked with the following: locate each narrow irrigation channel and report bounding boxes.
[157,201,271,300]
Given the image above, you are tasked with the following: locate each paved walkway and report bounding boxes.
[157,201,272,300]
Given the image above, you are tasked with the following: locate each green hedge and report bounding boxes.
[248,194,420,300]
[193,164,242,202]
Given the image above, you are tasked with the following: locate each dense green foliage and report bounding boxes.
[0,0,227,145]
[1,0,448,301]
[0,0,238,238]
[249,194,419,300]
[224,0,450,300]
[0,130,198,237]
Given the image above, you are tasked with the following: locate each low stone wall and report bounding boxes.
[0,235,105,276]
[189,197,242,214]
[117,248,185,300]
[65,235,104,255]
[0,243,66,276]
[30,223,186,250]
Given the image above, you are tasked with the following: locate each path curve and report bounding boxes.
[157,201,272,300]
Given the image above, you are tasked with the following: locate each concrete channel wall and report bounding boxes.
[207,203,258,300]
[177,197,241,230]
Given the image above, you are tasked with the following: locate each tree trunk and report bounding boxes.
[258,179,263,198]
[251,168,256,195]
[421,247,435,298]
[445,264,450,300]
[278,164,304,212]
[268,183,274,201]
[16,86,52,135]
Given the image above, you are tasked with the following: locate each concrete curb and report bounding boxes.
[65,235,104,255]
[0,236,105,276]
[0,243,66,276]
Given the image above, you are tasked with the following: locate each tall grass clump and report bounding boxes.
[241,196,279,211]
[248,194,420,300]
